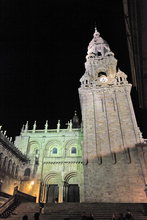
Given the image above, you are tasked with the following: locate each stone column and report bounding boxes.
[58,184,63,203]
[79,183,84,202]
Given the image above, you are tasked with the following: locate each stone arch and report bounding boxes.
[40,172,61,203]
[43,172,60,184]
[44,140,62,157]
[64,172,77,183]
[27,141,40,155]
[64,139,80,157]
[24,168,31,177]
[63,172,80,202]
[98,71,107,77]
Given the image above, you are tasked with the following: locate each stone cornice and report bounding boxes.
[79,84,132,94]
[43,161,83,164]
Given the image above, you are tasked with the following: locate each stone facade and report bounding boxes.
[2,28,147,203]
[15,121,84,202]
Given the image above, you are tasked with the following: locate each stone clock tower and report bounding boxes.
[79,28,146,202]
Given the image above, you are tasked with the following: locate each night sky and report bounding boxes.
[0,0,146,139]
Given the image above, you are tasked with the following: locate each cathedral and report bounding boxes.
[1,28,147,204]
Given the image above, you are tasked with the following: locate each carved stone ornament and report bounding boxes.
[80,28,128,88]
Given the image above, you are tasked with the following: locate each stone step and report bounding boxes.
[1,202,39,220]
[42,203,147,220]
[2,202,147,220]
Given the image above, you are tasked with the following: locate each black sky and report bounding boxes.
[0,0,146,139]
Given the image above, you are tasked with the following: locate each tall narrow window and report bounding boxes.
[3,156,8,172]
[0,153,3,169]
[7,160,12,174]
[24,168,31,177]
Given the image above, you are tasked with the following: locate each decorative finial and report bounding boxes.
[94,25,97,32]
[21,125,24,133]
[94,21,98,33]
[66,121,70,129]
[57,120,60,132]
[69,119,72,131]
[24,121,28,133]
[4,130,6,135]
[0,126,2,130]
[32,121,36,133]
[44,120,48,133]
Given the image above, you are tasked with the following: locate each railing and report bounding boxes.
[16,190,36,202]
[0,195,19,218]
[0,190,36,218]
[0,192,11,199]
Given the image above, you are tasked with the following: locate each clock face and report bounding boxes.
[100,75,108,83]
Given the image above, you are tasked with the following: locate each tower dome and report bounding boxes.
[80,28,128,87]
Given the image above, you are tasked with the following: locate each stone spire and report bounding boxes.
[21,125,24,133]
[32,121,36,133]
[24,121,28,133]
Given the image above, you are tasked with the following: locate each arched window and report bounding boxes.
[3,156,8,172]
[97,51,102,56]
[98,72,107,77]
[7,160,12,174]
[52,148,57,154]
[0,153,3,169]
[15,165,19,178]
[71,147,76,154]
[11,163,16,177]
[24,168,31,177]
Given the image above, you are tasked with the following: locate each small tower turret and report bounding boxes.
[72,111,80,128]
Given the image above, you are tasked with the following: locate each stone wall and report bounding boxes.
[0,135,29,195]
[79,84,147,202]
[84,149,146,202]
